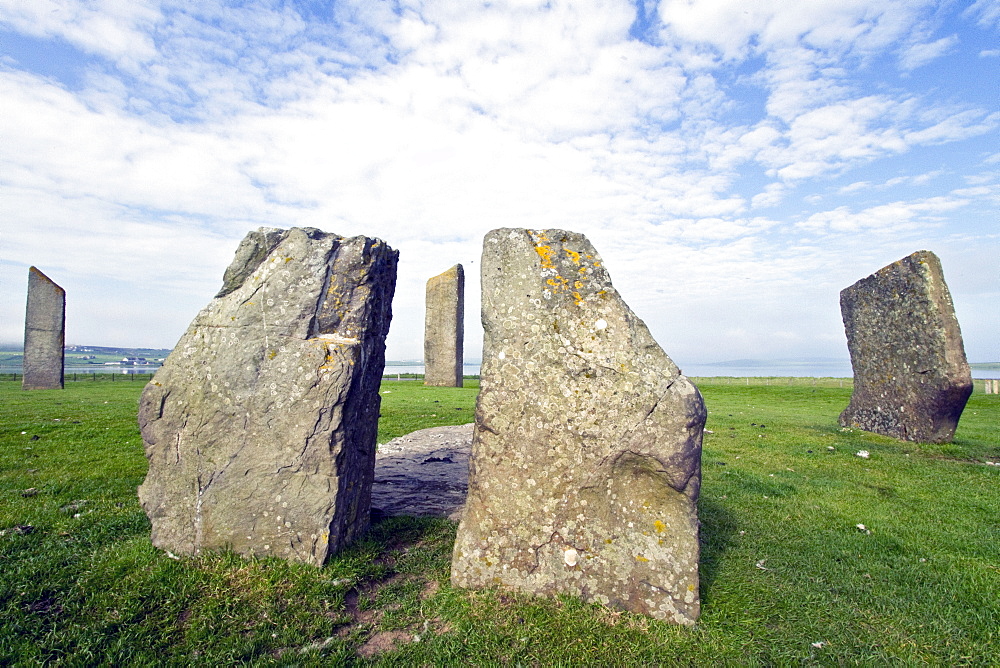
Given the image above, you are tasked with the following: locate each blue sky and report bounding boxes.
[1,0,997,365]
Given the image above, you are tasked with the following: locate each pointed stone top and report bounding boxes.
[28,266,65,294]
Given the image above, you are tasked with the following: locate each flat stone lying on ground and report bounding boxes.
[138,227,397,566]
[371,423,472,521]
[424,264,465,387]
[840,250,972,443]
[451,228,706,626]
[22,267,65,391]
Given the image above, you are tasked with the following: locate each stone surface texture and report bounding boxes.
[451,228,706,626]
[372,423,472,521]
[138,227,397,565]
[424,264,465,387]
[840,250,972,443]
[23,267,65,390]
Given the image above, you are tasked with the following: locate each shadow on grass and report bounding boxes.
[698,496,737,604]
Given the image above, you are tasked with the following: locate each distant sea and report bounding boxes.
[385,360,857,378]
[385,359,1000,379]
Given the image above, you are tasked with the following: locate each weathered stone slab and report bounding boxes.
[137,227,398,565]
[424,264,464,387]
[23,267,65,390]
[840,250,972,443]
[451,228,705,625]
[372,423,472,521]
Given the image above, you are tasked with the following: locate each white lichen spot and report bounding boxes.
[498,351,506,360]
[595,319,607,330]
[564,548,579,567]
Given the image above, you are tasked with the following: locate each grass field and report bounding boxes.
[1,379,998,665]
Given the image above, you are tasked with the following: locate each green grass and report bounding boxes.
[1,379,998,665]
[376,379,478,443]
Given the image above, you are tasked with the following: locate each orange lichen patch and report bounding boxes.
[572,291,583,305]
[574,280,584,289]
[546,276,569,291]
[535,244,557,269]
[635,554,649,562]
[654,520,666,533]
[529,230,557,269]
[565,248,582,265]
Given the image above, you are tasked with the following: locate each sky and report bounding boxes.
[1,0,998,366]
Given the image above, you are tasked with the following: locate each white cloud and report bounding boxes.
[657,0,935,60]
[798,197,967,234]
[750,183,785,208]
[836,170,944,193]
[0,0,997,361]
[899,34,958,70]
[965,0,1000,29]
[0,0,161,65]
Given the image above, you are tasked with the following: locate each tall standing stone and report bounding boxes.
[138,227,398,565]
[451,229,705,625]
[22,267,65,390]
[424,264,464,387]
[840,250,972,443]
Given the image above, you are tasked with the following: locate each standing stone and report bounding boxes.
[137,227,398,566]
[451,229,705,625]
[840,250,972,443]
[424,264,464,387]
[22,267,65,390]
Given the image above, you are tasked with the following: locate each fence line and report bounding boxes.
[0,372,152,382]
[2,373,998,393]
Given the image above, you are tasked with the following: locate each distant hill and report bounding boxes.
[0,344,172,367]
[65,345,172,358]
[0,344,172,355]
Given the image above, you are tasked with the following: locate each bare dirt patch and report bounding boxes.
[356,630,414,658]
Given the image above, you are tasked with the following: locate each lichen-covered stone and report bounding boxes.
[840,250,972,443]
[23,267,65,391]
[451,228,705,625]
[424,264,464,387]
[137,227,397,565]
